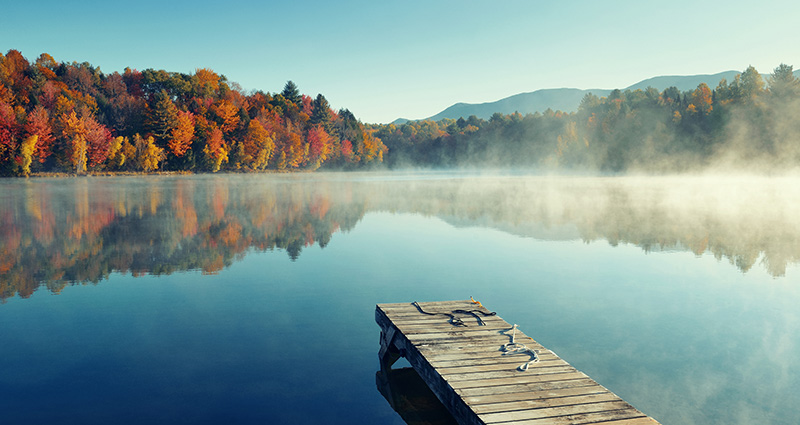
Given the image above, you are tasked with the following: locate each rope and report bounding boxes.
[412,301,496,327]
[501,324,540,371]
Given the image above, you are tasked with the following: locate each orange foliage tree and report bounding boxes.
[59,111,88,174]
[168,110,195,157]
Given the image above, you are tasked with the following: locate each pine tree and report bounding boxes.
[147,90,178,145]
[310,93,333,133]
[281,81,301,104]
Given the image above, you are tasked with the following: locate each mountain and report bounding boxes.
[424,88,610,122]
[407,70,792,122]
[623,71,740,92]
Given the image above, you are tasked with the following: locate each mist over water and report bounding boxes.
[1,172,799,425]
[3,173,800,293]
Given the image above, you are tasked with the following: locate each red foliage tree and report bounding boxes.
[0,100,20,160]
[25,105,55,162]
[84,116,113,167]
[306,125,332,169]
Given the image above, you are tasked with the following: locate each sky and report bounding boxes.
[2,0,799,123]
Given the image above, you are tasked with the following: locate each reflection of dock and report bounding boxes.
[376,367,459,425]
[376,300,661,425]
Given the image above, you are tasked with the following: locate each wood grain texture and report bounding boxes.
[376,300,661,425]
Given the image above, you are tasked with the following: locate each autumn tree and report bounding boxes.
[133,134,164,172]
[211,100,239,134]
[242,119,274,170]
[283,131,305,169]
[203,126,228,172]
[24,105,54,163]
[59,111,88,174]
[306,125,332,169]
[19,135,37,176]
[687,83,713,116]
[168,110,195,157]
[340,139,354,162]
[192,68,220,98]
[0,100,20,169]
[358,129,386,164]
[105,136,127,169]
[84,116,113,168]
[1,50,32,106]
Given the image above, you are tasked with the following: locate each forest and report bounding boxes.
[373,64,800,172]
[1,48,799,176]
[0,49,387,176]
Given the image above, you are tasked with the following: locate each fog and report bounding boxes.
[365,173,800,277]
[2,172,799,300]
[376,65,800,180]
[2,173,799,425]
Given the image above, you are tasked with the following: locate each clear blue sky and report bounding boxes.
[2,0,799,123]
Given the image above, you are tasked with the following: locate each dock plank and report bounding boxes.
[376,300,661,425]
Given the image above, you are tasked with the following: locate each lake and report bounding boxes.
[1,172,799,425]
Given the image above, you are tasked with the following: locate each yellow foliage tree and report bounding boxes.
[242,120,274,170]
[60,111,87,174]
[106,136,126,169]
[133,134,164,172]
[19,135,37,176]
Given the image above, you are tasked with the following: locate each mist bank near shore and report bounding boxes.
[373,64,800,175]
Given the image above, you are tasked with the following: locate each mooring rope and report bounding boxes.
[412,300,496,326]
[501,324,540,371]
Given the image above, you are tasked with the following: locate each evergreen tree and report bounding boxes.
[147,90,178,146]
[768,64,800,100]
[310,93,333,133]
[281,80,301,104]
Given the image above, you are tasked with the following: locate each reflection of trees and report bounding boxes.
[364,176,800,278]
[2,174,798,301]
[0,176,368,301]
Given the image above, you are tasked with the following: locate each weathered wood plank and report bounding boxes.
[599,417,662,424]
[478,401,637,423]
[483,408,646,425]
[443,365,579,382]
[448,371,593,390]
[433,357,567,372]
[461,383,611,406]
[471,392,622,414]
[420,348,557,363]
[456,378,600,398]
[375,300,661,425]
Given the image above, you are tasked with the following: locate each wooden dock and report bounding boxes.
[376,300,661,425]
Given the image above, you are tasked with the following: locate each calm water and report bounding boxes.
[1,173,799,425]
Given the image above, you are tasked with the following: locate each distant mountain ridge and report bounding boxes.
[393,70,799,124]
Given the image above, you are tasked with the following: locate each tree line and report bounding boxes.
[3,48,798,176]
[372,64,800,172]
[0,49,387,176]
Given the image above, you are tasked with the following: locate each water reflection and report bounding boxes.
[2,173,799,301]
[376,368,458,425]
